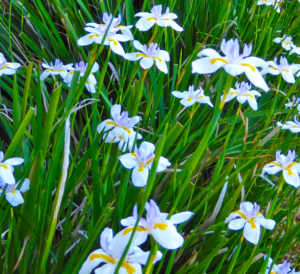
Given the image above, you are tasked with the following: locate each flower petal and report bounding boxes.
[108,39,126,56]
[281,70,295,84]
[156,156,171,172]
[243,66,269,92]
[154,59,168,74]
[0,167,15,185]
[119,154,139,169]
[18,178,30,193]
[78,34,98,46]
[94,264,116,274]
[5,190,24,207]
[263,162,283,175]
[170,212,194,224]
[135,17,156,31]
[4,158,24,166]
[125,52,144,61]
[243,222,261,245]
[140,57,154,70]
[228,219,246,230]
[282,169,300,188]
[132,166,149,187]
[192,57,227,74]
[97,119,116,133]
[255,216,276,230]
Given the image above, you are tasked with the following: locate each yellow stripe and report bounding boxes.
[108,39,118,46]
[122,261,136,274]
[90,254,115,263]
[0,164,9,170]
[146,17,157,21]
[123,227,148,235]
[241,63,256,72]
[152,57,162,62]
[230,92,254,99]
[209,58,228,65]
[136,53,148,58]
[89,34,99,39]
[121,126,131,134]
[0,64,10,70]
[282,69,290,73]
[153,223,168,230]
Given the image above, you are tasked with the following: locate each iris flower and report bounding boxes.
[0,151,24,185]
[290,46,300,56]
[0,53,21,76]
[172,85,213,107]
[125,41,170,74]
[277,115,300,133]
[265,258,300,274]
[97,104,142,152]
[285,95,300,109]
[225,201,276,245]
[119,142,171,187]
[261,57,300,84]
[273,35,295,50]
[135,5,183,32]
[64,61,99,93]
[121,200,193,250]
[78,13,133,56]
[257,0,282,13]
[263,150,300,188]
[0,179,30,207]
[79,227,162,274]
[192,39,269,91]
[40,59,73,81]
[221,82,261,111]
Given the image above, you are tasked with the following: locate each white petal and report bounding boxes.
[246,96,258,111]
[0,167,15,185]
[281,70,295,84]
[139,142,155,156]
[255,216,276,230]
[100,228,113,252]
[263,162,283,175]
[283,169,300,188]
[134,12,152,17]
[261,67,280,76]
[197,48,221,58]
[156,156,171,172]
[151,220,184,250]
[97,119,116,133]
[225,212,241,223]
[170,212,193,224]
[40,70,52,81]
[224,89,239,103]
[223,64,245,76]
[128,250,162,265]
[18,178,30,193]
[132,166,149,187]
[4,158,24,166]
[92,62,100,73]
[5,190,24,207]
[155,50,170,62]
[135,17,156,31]
[192,57,227,74]
[154,59,168,74]
[140,57,154,70]
[242,57,268,69]
[228,219,246,230]
[94,264,116,274]
[108,39,126,56]
[243,65,269,92]
[78,34,98,46]
[120,217,137,227]
[196,96,214,107]
[172,91,187,99]
[119,154,139,169]
[78,249,111,274]
[125,52,144,61]
[133,40,146,52]
[180,98,195,107]
[243,222,261,245]
[86,83,96,94]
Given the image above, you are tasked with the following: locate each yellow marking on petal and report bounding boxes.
[0,64,10,70]
[146,17,157,21]
[86,82,92,85]
[230,91,254,98]
[285,41,292,45]
[233,210,248,220]
[138,165,144,172]
[119,135,123,139]
[58,69,66,72]
[291,126,300,128]
[0,165,9,170]
[241,63,256,72]
[197,96,204,99]
[89,254,115,263]
[106,121,119,127]
[249,218,257,229]
[131,152,138,158]
[282,69,290,73]
[154,223,168,230]
[123,227,148,235]
[122,261,136,274]
[108,39,118,46]
[11,190,16,194]
[286,162,297,175]
[121,126,131,134]
[187,97,193,102]
[89,34,99,39]
[269,161,283,168]
[145,157,155,166]
[45,69,55,72]
[136,53,148,58]
[269,67,277,70]
[152,57,162,62]
[115,25,125,28]
[70,71,75,74]
[209,58,228,65]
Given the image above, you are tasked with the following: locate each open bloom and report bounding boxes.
[285,95,300,109]
[263,150,300,188]
[79,227,162,274]
[0,178,30,207]
[225,201,276,245]
[290,46,300,56]
[97,104,142,152]
[221,82,261,110]
[78,13,133,56]
[274,35,295,50]
[40,59,73,81]
[277,115,300,133]
[121,200,193,250]
[261,57,300,84]
[172,85,213,107]
[135,5,183,32]
[64,61,99,93]
[119,142,171,187]
[0,152,24,185]
[257,0,282,13]
[192,39,269,91]
[125,41,170,73]
[265,258,300,274]
[0,53,21,76]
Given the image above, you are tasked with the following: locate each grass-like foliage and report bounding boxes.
[1,0,300,273]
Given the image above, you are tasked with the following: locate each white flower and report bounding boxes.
[125,41,170,74]
[192,39,269,92]
[172,85,213,107]
[79,227,162,274]
[0,178,30,207]
[0,151,24,185]
[119,142,171,187]
[285,95,300,109]
[221,82,261,111]
[225,201,276,245]
[265,258,300,274]
[40,59,73,81]
[64,61,99,93]
[78,13,133,56]
[263,150,300,188]
[273,35,295,50]
[121,200,193,250]
[277,115,300,133]
[257,0,283,13]
[135,5,183,32]
[261,57,300,84]
[290,46,300,56]
[97,104,142,152]
[0,53,21,76]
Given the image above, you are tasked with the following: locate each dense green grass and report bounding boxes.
[1,0,300,273]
